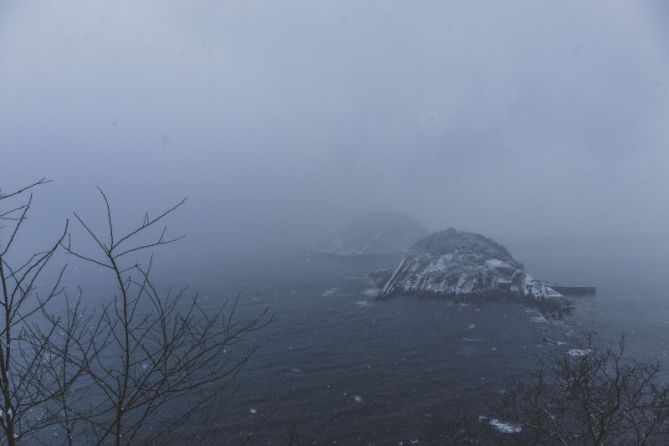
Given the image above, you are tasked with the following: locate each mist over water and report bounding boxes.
[3,1,669,261]
[2,1,669,444]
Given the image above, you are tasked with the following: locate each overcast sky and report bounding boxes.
[2,0,669,265]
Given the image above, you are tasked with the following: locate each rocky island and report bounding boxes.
[311,210,427,257]
[373,229,570,310]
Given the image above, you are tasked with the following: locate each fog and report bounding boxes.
[2,0,669,269]
[5,4,669,443]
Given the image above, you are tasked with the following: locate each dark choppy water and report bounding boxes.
[130,237,669,444]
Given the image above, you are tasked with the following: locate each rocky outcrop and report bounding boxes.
[378,228,561,299]
[311,211,427,257]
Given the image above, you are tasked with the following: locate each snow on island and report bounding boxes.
[376,228,563,300]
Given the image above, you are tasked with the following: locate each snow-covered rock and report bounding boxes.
[379,228,561,299]
[311,211,427,256]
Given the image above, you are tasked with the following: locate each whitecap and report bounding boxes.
[567,349,591,357]
[363,287,380,297]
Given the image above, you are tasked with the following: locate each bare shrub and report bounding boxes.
[428,335,669,446]
[1,182,270,445]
